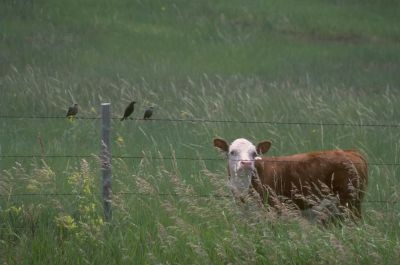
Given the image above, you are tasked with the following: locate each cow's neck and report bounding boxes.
[228,169,253,195]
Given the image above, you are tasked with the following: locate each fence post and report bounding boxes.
[101,103,112,221]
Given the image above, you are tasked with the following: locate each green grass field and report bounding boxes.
[1,0,400,264]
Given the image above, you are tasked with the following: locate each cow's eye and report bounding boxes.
[229,150,237,156]
[250,151,257,158]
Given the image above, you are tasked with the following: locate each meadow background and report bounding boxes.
[1,0,400,264]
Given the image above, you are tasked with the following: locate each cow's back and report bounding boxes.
[253,150,368,216]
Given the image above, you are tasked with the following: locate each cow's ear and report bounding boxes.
[257,141,271,154]
[213,138,229,153]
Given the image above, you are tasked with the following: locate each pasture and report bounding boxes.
[1,0,400,264]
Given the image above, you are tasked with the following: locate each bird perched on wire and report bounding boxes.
[66,103,78,119]
[143,107,154,120]
[121,101,136,121]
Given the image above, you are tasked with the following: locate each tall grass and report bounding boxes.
[1,150,400,264]
[1,72,400,264]
[1,0,400,264]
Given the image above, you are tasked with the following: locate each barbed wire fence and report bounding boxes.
[1,115,400,128]
[1,104,400,221]
[1,154,400,166]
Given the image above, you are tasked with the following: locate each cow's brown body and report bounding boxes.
[251,150,368,217]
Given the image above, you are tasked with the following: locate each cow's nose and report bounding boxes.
[240,160,252,168]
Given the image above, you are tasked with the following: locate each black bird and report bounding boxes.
[143,107,154,120]
[121,101,136,121]
[66,103,78,118]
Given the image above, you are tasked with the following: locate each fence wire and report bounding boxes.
[0,191,398,204]
[1,115,399,205]
[1,154,400,167]
[1,115,400,128]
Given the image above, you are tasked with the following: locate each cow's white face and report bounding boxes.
[228,138,258,193]
[213,138,272,195]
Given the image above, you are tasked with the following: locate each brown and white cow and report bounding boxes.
[213,138,368,218]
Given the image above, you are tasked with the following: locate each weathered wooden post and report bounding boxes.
[101,103,112,221]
